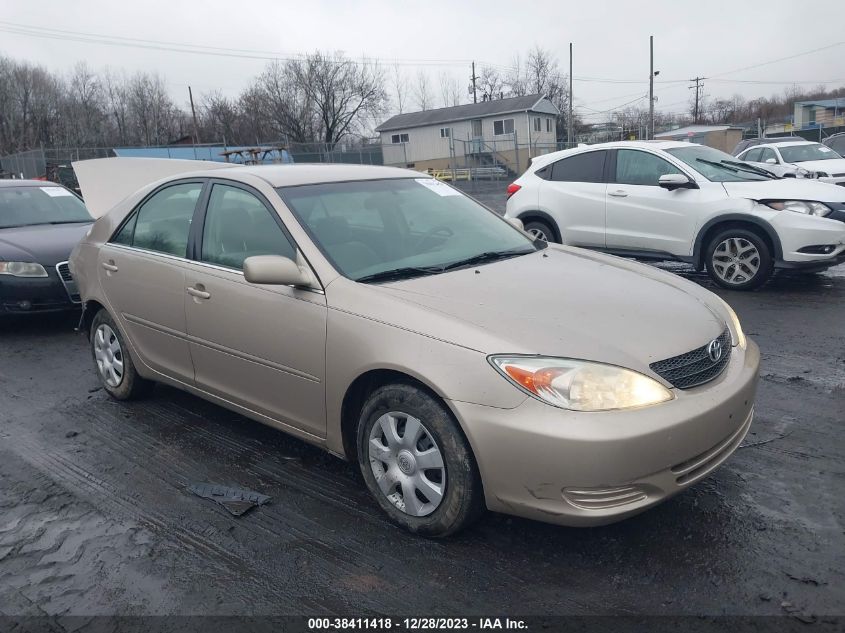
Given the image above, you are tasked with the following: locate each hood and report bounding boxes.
[721,177,845,203]
[344,247,728,374]
[0,222,92,267]
[787,158,845,174]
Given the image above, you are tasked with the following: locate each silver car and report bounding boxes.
[70,158,760,536]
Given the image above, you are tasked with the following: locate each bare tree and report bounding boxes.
[257,60,315,144]
[414,70,433,111]
[438,71,461,107]
[392,64,408,114]
[478,66,504,101]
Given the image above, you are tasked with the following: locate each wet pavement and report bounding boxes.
[0,265,843,619]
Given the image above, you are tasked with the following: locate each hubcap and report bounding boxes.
[712,237,760,285]
[368,412,446,517]
[528,227,548,242]
[93,324,124,387]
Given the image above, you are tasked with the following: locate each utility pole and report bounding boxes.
[188,86,201,144]
[568,43,574,147]
[689,77,705,123]
[470,62,479,104]
[648,35,654,140]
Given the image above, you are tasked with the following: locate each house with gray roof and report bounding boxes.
[375,94,559,175]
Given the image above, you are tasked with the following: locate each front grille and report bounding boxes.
[57,262,73,282]
[650,328,732,389]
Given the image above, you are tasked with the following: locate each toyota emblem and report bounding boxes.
[707,338,723,363]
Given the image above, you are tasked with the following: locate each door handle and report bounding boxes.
[608,190,628,197]
[101,260,118,272]
[186,286,211,300]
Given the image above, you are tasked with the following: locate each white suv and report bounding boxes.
[736,140,845,186]
[505,141,845,290]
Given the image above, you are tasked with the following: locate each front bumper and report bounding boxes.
[0,264,81,315]
[770,210,845,267]
[451,340,760,527]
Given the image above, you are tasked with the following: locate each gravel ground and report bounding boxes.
[0,262,843,621]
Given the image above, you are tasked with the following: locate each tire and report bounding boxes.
[90,309,154,400]
[705,228,773,291]
[523,219,556,243]
[356,383,484,537]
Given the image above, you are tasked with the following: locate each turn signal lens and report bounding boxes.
[490,356,673,411]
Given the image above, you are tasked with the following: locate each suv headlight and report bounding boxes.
[489,356,673,411]
[763,200,831,217]
[0,261,48,277]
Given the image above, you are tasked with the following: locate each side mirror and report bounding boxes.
[658,173,698,191]
[243,254,314,288]
[507,217,524,231]
[765,157,777,164]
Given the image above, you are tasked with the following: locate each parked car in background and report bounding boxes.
[506,141,845,290]
[732,137,803,156]
[71,158,759,536]
[822,132,845,157]
[736,140,845,186]
[0,180,92,315]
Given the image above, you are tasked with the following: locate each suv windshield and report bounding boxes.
[0,185,92,229]
[279,178,541,281]
[666,146,771,182]
[779,143,842,163]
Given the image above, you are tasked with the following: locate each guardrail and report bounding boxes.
[426,167,508,181]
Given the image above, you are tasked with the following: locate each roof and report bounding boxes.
[654,124,743,138]
[224,164,422,187]
[760,140,815,147]
[376,95,558,132]
[526,140,696,169]
[0,179,55,188]
[794,98,845,108]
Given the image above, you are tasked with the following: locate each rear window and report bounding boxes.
[0,185,92,229]
[550,151,607,183]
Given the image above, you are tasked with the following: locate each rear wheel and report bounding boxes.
[705,228,773,291]
[356,383,484,537]
[90,309,154,400]
[523,219,555,243]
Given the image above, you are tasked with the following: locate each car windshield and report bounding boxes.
[279,178,541,282]
[778,143,842,163]
[665,146,772,182]
[0,185,92,229]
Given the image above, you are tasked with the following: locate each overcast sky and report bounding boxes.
[2,0,844,121]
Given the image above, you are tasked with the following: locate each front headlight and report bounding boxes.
[716,297,746,350]
[489,356,674,411]
[763,200,831,217]
[0,261,48,277]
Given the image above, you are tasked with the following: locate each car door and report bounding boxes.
[98,181,205,382]
[183,181,328,438]
[538,149,608,247]
[604,148,714,257]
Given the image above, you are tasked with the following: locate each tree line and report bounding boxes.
[2,47,844,157]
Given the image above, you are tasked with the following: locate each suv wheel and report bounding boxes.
[356,383,484,537]
[705,228,773,290]
[90,309,154,400]
[523,220,555,243]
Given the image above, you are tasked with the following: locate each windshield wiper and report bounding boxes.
[696,158,740,173]
[442,249,531,271]
[719,160,777,179]
[356,266,444,284]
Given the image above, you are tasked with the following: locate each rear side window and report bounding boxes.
[200,184,295,270]
[744,148,763,162]
[550,151,607,183]
[614,149,683,186]
[113,183,202,257]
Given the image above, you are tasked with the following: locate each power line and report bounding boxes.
[689,77,705,123]
[709,40,845,78]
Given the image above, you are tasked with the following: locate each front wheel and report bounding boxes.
[356,383,484,537]
[90,309,154,400]
[705,229,773,291]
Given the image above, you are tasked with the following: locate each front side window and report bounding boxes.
[778,143,842,162]
[280,178,539,280]
[758,147,777,163]
[550,150,607,183]
[827,136,845,154]
[614,149,683,186]
[493,119,515,135]
[200,184,295,270]
[0,185,91,229]
[116,183,202,257]
[743,148,763,162]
